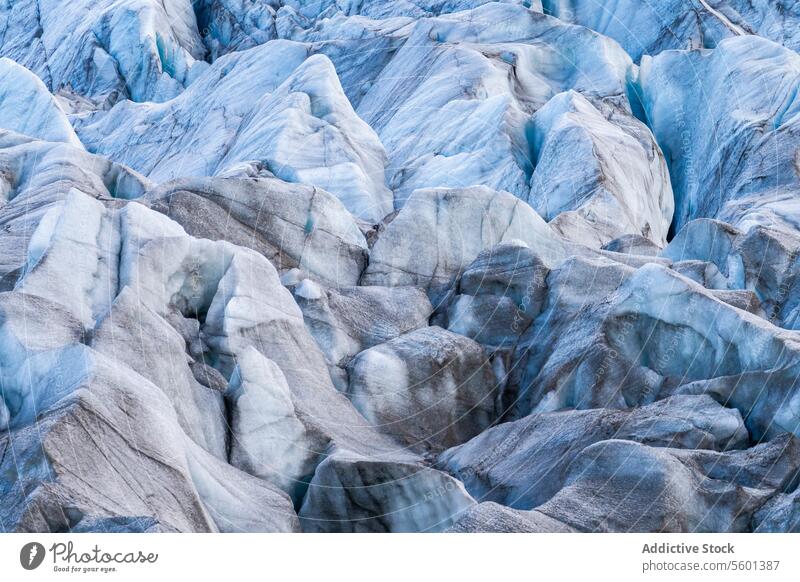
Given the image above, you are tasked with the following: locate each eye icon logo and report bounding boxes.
[20,542,46,570]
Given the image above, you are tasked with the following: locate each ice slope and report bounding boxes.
[546,0,800,62]
[638,35,800,235]
[2,0,800,534]
[356,4,638,208]
[0,59,81,146]
[528,90,673,246]
[73,41,312,179]
[76,45,392,221]
[0,0,206,106]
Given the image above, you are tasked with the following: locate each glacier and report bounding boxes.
[2,0,800,534]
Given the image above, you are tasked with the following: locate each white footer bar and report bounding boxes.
[1,533,798,581]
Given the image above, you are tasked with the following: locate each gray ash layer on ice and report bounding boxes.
[2,0,800,533]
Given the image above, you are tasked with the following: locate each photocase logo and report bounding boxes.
[20,542,46,570]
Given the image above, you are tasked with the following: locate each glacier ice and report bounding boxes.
[3,0,800,534]
[446,502,574,533]
[535,435,800,532]
[291,283,433,390]
[754,488,800,533]
[146,176,369,286]
[93,286,228,460]
[215,54,393,222]
[194,0,278,60]
[299,452,475,532]
[76,45,392,221]
[528,90,673,247]
[547,0,800,63]
[445,241,549,347]
[0,343,298,532]
[73,41,310,180]
[362,185,567,301]
[225,347,323,503]
[638,35,800,235]
[356,3,637,207]
[663,218,800,329]
[347,326,497,452]
[0,59,82,147]
[0,0,206,105]
[439,395,748,509]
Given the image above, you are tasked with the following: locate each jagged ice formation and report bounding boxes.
[2,0,800,533]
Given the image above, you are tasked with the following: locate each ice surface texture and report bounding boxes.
[2,0,800,532]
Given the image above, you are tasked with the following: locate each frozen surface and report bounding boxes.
[2,0,800,533]
[547,0,800,62]
[638,36,800,235]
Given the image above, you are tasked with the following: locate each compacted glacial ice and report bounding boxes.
[3,0,800,533]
